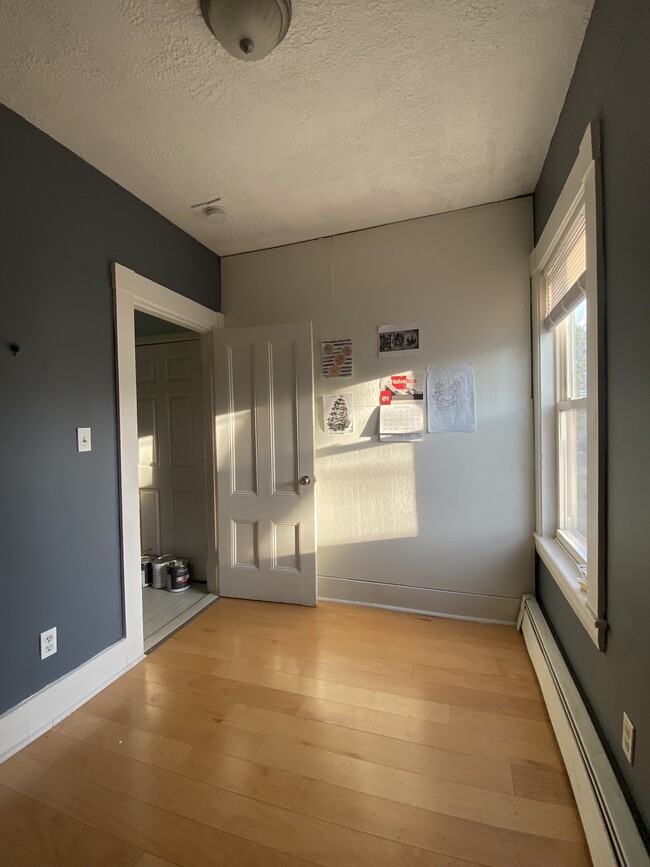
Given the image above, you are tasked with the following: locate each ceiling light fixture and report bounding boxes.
[190,197,229,223]
[200,0,292,62]
[205,205,229,223]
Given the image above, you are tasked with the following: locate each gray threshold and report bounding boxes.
[142,583,217,652]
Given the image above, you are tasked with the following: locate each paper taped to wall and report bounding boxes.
[324,393,354,434]
[322,338,352,378]
[426,364,476,432]
[379,371,424,404]
[379,403,424,442]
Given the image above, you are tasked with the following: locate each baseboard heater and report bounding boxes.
[518,595,649,867]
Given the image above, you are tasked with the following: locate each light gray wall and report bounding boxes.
[533,0,650,839]
[223,197,534,620]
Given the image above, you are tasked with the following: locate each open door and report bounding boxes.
[136,336,207,580]
[214,322,316,605]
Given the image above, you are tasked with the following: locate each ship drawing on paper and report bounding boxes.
[426,364,476,432]
[324,394,353,434]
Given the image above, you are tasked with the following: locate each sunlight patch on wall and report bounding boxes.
[316,432,419,546]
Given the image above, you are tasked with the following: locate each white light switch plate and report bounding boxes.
[77,427,92,452]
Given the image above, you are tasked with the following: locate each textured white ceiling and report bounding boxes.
[0,0,593,256]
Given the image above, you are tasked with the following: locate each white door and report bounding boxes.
[136,339,207,580]
[214,322,316,605]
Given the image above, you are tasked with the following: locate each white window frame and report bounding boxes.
[555,301,588,565]
[531,122,606,650]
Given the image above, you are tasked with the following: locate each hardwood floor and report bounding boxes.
[0,599,592,866]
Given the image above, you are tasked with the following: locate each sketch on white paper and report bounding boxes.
[324,394,354,434]
[426,364,476,432]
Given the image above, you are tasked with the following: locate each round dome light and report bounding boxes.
[205,205,229,223]
[201,0,292,62]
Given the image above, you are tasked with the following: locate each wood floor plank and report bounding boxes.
[0,782,144,867]
[446,686,546,721]
[310,620,531,666]
[81,691,265,760]
[0,753,313,867]
[449,706,554,744]
[2,598,588,866]
[222,703,514,794]
[193,619,506,676]
[164,633,273,667]
[252,735,584,842]
[511,761,577,807]
[412,662,542,700]
[168,632,415,679]
[55,710,304,809]
[295,778,592,867]
[173,624,283,656]
[170,657,451,724]
[298,696,565,768]
[133,854,179,867]
[495,655,537,678]
[155,646,546,724]
[212,597,340,625]
[316,603,523,646]
[210,598,522,648]
[152,645,438,702]
[17,739,444,867]
[126,662,306,715]
[0,836,54,867]
[106,671,235,722]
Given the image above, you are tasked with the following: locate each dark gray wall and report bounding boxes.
[0,105,220,714]
[534,0,650,838]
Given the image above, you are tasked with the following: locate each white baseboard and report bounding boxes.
[0,639,144,763]
[317,575,520,624]
[519,595,649,867]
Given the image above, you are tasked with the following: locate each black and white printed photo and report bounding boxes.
[378,322,421,358]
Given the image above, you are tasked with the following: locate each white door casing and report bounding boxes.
[136,339,207,579]
[114,263,221,662]
[214,322,317,605]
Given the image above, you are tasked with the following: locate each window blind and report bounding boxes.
[543,206,586,329]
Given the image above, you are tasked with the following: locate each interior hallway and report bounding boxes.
[0,599,591,866]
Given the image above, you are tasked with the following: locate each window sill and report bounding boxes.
[534,534,606,650]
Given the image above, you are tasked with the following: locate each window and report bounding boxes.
[531,123,605,649]
[545,207,588,564]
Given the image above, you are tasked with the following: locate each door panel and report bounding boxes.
[215,323,316,605]
[137,397,157,466]
[230,342,258,494]
[139,489,161,554]
[168,394,194,466]
[273,522,300,572]
[136,339,207,579]
[233,520,260,568]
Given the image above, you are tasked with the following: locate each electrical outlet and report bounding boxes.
[40,627,57,660]
[622,712,635,764]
